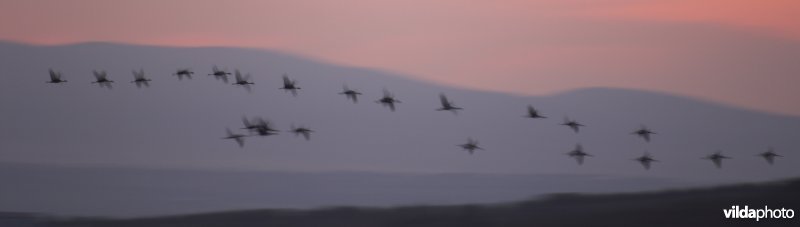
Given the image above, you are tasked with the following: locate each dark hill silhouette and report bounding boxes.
[45,178,800,227]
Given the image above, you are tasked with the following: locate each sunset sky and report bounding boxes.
[2,0,799,115]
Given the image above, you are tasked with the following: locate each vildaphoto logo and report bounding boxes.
[723,205,794,221]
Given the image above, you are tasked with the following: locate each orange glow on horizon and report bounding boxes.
[590,0,800,39]
[1,0,799,116]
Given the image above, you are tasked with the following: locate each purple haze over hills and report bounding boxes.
[0,41,798,216]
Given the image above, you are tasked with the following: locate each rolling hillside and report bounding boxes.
[45,178,800,227]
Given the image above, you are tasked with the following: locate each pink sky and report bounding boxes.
[2,0,799,115]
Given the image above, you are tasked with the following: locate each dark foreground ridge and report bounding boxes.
[43,178,800,227]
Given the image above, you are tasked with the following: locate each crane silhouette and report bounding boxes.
[377,89,401,111]
[250,118,279,136]
[130,69,151,88]
[222,128,247,148]
[46,69,67,83]
[280,74,301,96]
[561,117,585,133]
[632,125,656,142]
[567,144,591,165]
[289,124,314,140]
[436,93,463,114]
[703,151,731,169]
[173,68,194,80]
[634,153,658,170]
[458,137,483,154]
[524,105,546,119]
[757,147,782,165]
[339,85,363,103]
[91,70,114,89]
[208,66,231,83]
[232,70,254,92]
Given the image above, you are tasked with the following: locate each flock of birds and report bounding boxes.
[44,67,785,170]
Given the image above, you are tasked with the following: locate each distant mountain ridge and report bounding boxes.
[0,41,797,177]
